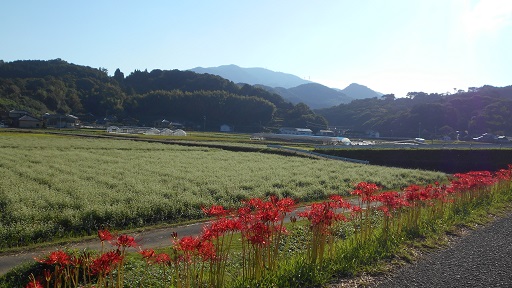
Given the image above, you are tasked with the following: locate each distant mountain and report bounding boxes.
[340,83,383,99]
[190,65,383,109]
[189,64,311,89]
[259,83,353,109]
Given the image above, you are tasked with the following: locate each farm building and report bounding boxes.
[7,110,31,127]
[107,126,187,136]
[251,132,351,145]
[18,115,43,128]
[9,110,30,119]
[316,130,335,136]
[278,127,313,135]
[43,114,80,128]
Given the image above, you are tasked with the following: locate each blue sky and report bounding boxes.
[1,0,511,97]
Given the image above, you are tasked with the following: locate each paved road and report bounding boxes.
[373,211,512,288]
[0,206,311,276]
[0,221,205,276]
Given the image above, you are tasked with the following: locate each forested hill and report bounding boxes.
[0,59,327,132]
[316,86,512,138]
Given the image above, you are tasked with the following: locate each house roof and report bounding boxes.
[19,115,42,122]
[43,114,79,120]
[10,110,29,114]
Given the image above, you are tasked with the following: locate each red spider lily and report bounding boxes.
[301,202,346,225]
[152,253,172,265]
[174,236,201,263]
[404,184,424,203]
[25,280,43,288]
[351,205,362,213]
[450,171,496,192]
[496,165,512,180]
[90,251,123,275]
[351,182,380,202]
[298,200,347,235]
[240,196,295,224]
[430,183,448,201]
[202,205,230,217]
[244,221,272,246]
[374,191,408,216]
[257,204,280,223]
[174,236,217,262]
[201,218,242,241]
[197,240,217,261]
[273,196,296,214]
[97,229,114,242]
[243,197,265,210]
[243,198,281,223]
[175,236,201,252]
[139,248,155,260]
[329,195,352,209]
[37,250,71,266]
[115,234,138,248]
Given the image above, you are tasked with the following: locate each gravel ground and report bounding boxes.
[348,211,512,288]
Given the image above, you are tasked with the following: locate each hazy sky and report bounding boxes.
[1,0,511,97]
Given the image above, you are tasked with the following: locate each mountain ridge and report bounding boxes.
[189,64,382,108]
[190,64,312,89]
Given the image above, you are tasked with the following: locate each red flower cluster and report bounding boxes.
[496,164,512,180]
[298,195,351,234]
[25,281,43,288]
[115,234,138,248]
[450,171,496,192]
[202,205,230,218]
[174,236,216,262]
[153,252,171,265]
[351,182,380,202]
[202,217,241,241]
[90,251,123,275]
[26,164,512,288]
[37,250,70,266]
[139,248,155,260]
[374,191,408,216]
[238,196,295,246]
[98,229,114,242]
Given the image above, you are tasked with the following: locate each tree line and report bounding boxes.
[316,86,512,138]
[0,59,327,132]
[1,59,511,137]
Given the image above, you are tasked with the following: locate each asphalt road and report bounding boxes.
[0,221,205,276]
[373,211,512,288]
[0,206,311,276]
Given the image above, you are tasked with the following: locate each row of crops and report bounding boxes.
[0,132,446,249]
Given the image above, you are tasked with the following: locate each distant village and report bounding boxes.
[0,109,381,139]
